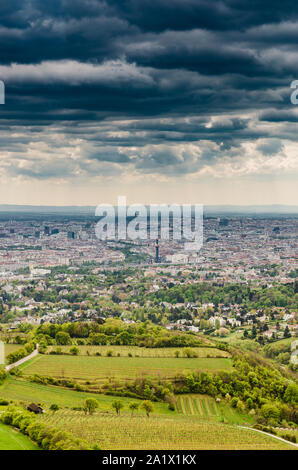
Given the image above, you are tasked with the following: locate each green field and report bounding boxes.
[0,377,171,413]
[0,422,38,450]
[176,394,254,425]
[46,345,230,358]
[0,378,294,450]
[3,343,23,359]
[37,408,294,450]
[20,354,232,385]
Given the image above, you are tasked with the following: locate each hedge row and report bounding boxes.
[0,407,95,450]
[6,342,35,364]
[254,424,297,443]
[0,368,7,383]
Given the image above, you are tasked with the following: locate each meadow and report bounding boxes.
[20,354,232,385]
[0,377,171,413]
[0,422,38,450]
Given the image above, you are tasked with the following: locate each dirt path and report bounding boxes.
[238,426,298,448]
[5,345,39,372]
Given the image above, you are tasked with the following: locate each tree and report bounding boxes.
[284,326,291,338]
[251,325,257,338]
[69,346,79,355]
[129,402,139,416]
[231,397,238,408]
[184,348,196,358]
[283,383,298,405]
[112,400,124,415]
[236,399,245,413]
[141,400,154,418]
[50,403,59,413]
[55,331,72,345]
[84,398,99,415]
[261,403,280,422]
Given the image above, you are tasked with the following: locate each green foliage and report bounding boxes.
[141,400,154,417]
[69,347,79,356]
[283,383,298,405]
[49,404,59,413]
[146,282,298,310]
[111,400,124,415]
[0,406,92,450]
[83,398,99,415]
[129,402,139,415]
[55,331,72,346]
[34,320,206,349]
[0,368,7,383]
[6,344,34,364]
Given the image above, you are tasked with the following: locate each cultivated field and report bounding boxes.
[176,394,253,425]
[1,378,294,450]
[20,354,232,385]
[37,408,294,450]
[46,345,230,358]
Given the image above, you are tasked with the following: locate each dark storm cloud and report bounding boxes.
[257,139,284,155]
[0,0,297,180]
[108,0,298,32]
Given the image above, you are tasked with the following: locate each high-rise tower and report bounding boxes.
[155,239,159,263]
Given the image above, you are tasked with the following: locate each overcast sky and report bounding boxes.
[0,0,298,206]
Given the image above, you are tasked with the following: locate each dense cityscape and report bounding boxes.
[0,211,296,350]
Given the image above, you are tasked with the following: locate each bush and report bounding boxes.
[281,433,296,443]
[0,368,7,384]
[50,404,59,413]
[69,347,79,356]
[0,407,92,450]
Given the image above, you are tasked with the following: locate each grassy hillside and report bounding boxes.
[0,377,171,413]
[0,422,38,450]
[0,377,295,450]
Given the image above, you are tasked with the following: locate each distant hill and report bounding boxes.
[0,204,297,217]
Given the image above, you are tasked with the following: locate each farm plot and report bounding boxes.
[177,395,220,418]
[176,394,254,426]
[20,355,232,385]
[37,408,294,450]
[46,345,230,358]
